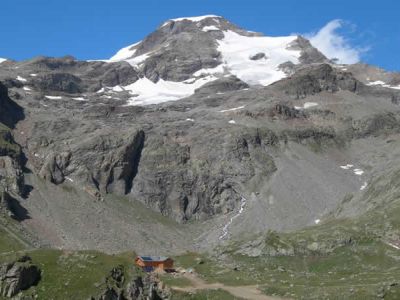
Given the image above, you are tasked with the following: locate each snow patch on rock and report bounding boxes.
[219,106,245,113]
[16,76,27,82]
[354,169,364,176]
[367,80,400,90]
[45,95,63,100]
[170,15,221,23]
[360,182,368,191]
[216,30,301,86]
[124,76,218,106]
[202,25,219,32]
[340,164,354,170]
[295,102,319,110]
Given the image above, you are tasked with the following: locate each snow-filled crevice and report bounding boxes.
[219,195,247,240]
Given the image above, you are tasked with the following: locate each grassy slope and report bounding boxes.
[0,227,24,254]
[0,224,143,300]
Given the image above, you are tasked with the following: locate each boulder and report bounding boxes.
[0,257,41,298]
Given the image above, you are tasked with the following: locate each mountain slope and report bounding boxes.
[0,15,399,257]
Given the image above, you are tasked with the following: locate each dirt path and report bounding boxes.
[171,273,287,300]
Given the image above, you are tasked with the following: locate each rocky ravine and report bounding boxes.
[0,15,400,253]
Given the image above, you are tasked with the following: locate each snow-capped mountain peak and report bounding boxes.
[165,15,222,25]
[0,58,7,64]
[104,16,326,106]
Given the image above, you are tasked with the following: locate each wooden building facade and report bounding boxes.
[135,256,174,272]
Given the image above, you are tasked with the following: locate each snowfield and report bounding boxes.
[105,16,303,106]
[124,76,218,106]
[216,30,300,86]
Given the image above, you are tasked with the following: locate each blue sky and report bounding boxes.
[1,0,399,71]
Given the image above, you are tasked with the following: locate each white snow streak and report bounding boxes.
[219,196,247,240]
[16,76,27,82]
[23,87,31,91]
[170,15,221,23]
[72,97,86,101]
[314,219,321,225]
[388,243,400,250]
[30,73,38,77]
[360,182,368,191]
[45,95,63,100]
[219,105,245,113]
[193,64,225,77]
[202,25,219,32]
[304,102,319,109]
[340,164,354,170]
[366,80,400,90]
[112,85,124,92]
[295,102,319,110]
[228,120,236,124]
[353,169,364,176]
[186,118,194,122]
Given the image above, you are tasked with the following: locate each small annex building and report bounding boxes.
[135,256,174,272]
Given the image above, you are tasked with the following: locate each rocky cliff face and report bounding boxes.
[0,83,26,219]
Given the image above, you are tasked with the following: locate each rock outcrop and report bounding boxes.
[272,63,359,99]
[0,256,41,298]
[91,266,170,300]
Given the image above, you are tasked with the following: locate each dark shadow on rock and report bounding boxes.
[4,192,30,221]
[21,185,34,200]
[0,82,25,129]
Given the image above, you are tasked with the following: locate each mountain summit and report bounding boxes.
[104,15,326,105]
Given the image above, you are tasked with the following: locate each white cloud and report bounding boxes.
[306,19,362,64]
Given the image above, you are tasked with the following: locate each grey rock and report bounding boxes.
[194,76,248,94]
[39,152,71,184]
[0,82,24,128]
[272,63,359,99]
[249,53,267,61]
[0,257,41,298]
